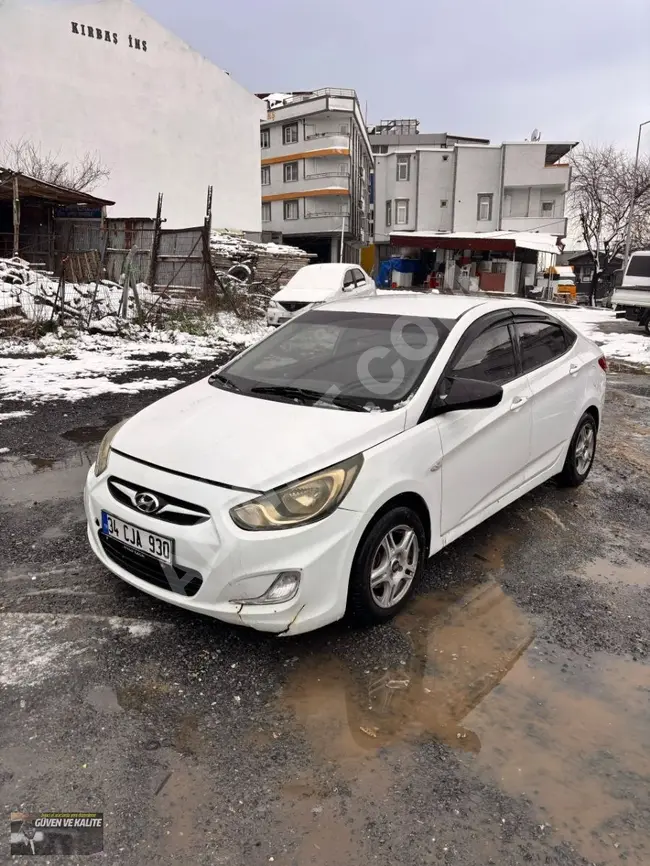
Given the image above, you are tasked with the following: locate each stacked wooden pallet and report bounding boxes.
[210,232,313,289]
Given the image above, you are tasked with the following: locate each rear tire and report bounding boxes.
[347,506,426,625]
[557,412,597,487]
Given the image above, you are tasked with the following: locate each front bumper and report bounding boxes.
[266,306,293,327]
[84,451,365,635]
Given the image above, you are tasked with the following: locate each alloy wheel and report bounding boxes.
[575,423,595,475]
[369,524,420,609]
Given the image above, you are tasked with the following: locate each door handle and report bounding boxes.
[510,396,528,411]
[569,362,580,375]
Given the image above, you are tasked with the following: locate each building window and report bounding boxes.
[580,266,594,283]
[283,200,299,220]
[395,199,409,225]
[477,194,493,221]
[261,165,271,186]
[372,144,389,154]
[440,199,448,208]
[541,200,555,217]
[261,202,271,222]
[385,201,392,226]
[283,123,299,145]
[396,156,410,181]
[283,161,299,182]
[260,128,270,149]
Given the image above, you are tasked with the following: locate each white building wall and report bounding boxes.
[452,147,502,231]
[0,0,265,230]
[416,151,454,232]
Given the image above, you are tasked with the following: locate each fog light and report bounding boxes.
[231,571,300,606]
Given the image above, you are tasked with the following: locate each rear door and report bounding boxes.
[436,312,533,540]
[351,267,375,297]
[512,312,583,480]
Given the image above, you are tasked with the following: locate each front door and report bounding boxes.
[437,320,533,540]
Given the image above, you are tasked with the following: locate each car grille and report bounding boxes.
[107,477,210,526]
[99,533,203,597]
[279,301,309,313]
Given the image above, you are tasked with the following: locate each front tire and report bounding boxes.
[557,412,597,487]
[347,506,426,625]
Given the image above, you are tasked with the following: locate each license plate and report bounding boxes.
[101,511,173,564]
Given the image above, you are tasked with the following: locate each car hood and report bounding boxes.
[112,378,405,491]
[272,285,336,304]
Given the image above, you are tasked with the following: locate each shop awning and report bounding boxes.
[389,231,564,256]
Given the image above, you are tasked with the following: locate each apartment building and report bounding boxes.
[257,89,373,262]
[1,0,265,230]
[372,121,576,250]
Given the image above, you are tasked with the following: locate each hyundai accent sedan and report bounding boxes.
[85,294,606,635]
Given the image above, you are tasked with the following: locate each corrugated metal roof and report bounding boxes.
[0,169,114,206]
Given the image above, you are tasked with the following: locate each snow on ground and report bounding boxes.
[0,314,270,403]
[556,307,650,368]
[0,410,34,423]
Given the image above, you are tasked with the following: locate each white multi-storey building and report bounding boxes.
[258,89,373,263]
[0,0,265,230]
[371,122,576,249]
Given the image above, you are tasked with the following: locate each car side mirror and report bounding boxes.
[426,376,503,418]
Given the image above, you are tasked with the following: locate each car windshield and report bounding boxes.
[626,255,650,280]
[214,309,453,411]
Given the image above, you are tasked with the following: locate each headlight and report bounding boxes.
[94,418,128,477]
[230,454,363,530]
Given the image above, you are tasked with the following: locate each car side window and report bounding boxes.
[353,268,366,285]
[343,270,356,289]
[451,323,517,385]
[516,320,567,373]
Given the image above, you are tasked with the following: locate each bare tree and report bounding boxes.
[569,144,650,304]
[1,139,111,192]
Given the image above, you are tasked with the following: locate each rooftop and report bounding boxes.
[0,168,114,207]
[324,292,546,320]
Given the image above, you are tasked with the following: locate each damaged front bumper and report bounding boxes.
[84,454,365,636]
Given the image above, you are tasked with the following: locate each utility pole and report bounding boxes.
[622,119,650,274]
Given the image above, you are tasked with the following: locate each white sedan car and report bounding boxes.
[266,262,375,327]
[85,295,606,636]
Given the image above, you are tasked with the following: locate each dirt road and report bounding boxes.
[1,361,649,865]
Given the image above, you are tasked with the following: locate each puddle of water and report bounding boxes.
[115,680,172,712]
[61,415,123,445]
[86,685,123,713]
[281,584,650,865]
[471,532,515,570]
[581,556,650,586]
[0,450,93,504]
[283,583,534,758]
[467,652,650,864]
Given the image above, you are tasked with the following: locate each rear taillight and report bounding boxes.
[598,355,608,372]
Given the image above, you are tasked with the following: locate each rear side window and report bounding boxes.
[516,320,567,373]
[353,268,366,284]
[626,255,650,279]
[452,323,517,385]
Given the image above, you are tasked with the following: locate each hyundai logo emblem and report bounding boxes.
[134,492,160,514]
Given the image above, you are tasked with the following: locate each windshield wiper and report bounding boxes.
[250,385,370,411]
[208,372,241,392]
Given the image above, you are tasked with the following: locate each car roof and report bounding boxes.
[322,292,546,320]
[297,263,361,274]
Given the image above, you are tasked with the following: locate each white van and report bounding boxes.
[611,251,650,334]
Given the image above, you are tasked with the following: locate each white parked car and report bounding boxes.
[266,262,375,327]
[85,295,606,636]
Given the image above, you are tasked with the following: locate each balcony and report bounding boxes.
[305,130,351,141]
[304,167,351,180]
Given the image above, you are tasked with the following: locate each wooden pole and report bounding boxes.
[147,193,164,290]
[12,176,20,257]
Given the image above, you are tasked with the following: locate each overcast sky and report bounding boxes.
[137,0,650,152]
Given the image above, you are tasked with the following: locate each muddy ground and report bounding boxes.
[0,355,649,866]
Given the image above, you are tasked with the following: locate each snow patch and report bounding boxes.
[0,410,34,423]
[108,618,154,637]
[556,308,650,368]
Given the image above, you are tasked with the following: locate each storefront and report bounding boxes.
[388,231,563,296]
